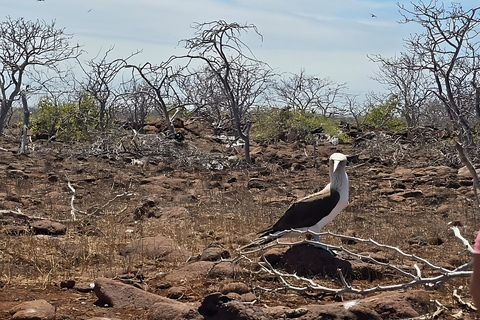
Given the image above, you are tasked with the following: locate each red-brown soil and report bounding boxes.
[0,125,478,319]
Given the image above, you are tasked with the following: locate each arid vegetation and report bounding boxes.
[2,1,480,319]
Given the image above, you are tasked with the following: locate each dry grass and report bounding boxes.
[0,129,479,316]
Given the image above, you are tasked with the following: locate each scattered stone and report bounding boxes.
[358,252,389,264]
[167,286,187,299]
[94,277,178,309]
[220,282,250,295]
[263,246,288,265]
[294,290,430,320]
[164,261,215,283]
[199,293,269,320]
[436,204,450,215]
[408,235,428,246]
[208,261,240,279]
[75,281,95,292]
[457,165,480,178]
[350,261,385,281]
[275,243,352,278]
[133,197,160,220]
[7,169,28,179]
[10,299,55,320]
[30,220,66,235]
[389,189,423,202]
[147,300,202,320]
[200,245,230,261]
[87,318,122,320]
[60,279,75,289]
[123,234,190,262]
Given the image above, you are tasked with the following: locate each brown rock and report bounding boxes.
[124,235,190,262]
[297,290,430,319]
[208,261,241,279]
[199,293,269,320]
[75,281,95,292]
[30,220,66,235]
[94,277,181,309]
[10,299,55,320]
[276,243,352,278]
[164,261,215,283]
[200,245,231,261]
[60,279,75,289]
[147,300,202,320]
[167,286,187,299]
[220,282,250,295]
[360,290,430,318]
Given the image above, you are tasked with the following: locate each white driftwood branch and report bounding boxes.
[451,226,474,253]
[239,229,473,295]
[68,181,77,221]
[67,181,133,219]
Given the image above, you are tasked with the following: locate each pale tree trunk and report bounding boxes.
[19,91,30,154]
[0,100,9,135]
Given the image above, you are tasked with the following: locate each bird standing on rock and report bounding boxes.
[247,152,349,248]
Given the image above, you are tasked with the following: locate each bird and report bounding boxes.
[245,153,349,249]
[371,13,377,18]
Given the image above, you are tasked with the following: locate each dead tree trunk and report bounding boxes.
[18,91,30,154]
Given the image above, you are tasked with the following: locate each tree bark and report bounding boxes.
[19,91,30,154]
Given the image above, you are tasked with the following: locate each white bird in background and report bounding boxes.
[248,153,349,249]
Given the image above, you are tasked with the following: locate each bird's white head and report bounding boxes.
[329,153,347,173]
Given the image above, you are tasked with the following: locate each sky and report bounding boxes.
[2,0,479,99]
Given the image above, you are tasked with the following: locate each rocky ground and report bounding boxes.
[0,123,479,319]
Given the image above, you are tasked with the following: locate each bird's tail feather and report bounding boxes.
[237,232,279,251]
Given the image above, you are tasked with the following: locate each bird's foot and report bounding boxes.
[311,241,336,256]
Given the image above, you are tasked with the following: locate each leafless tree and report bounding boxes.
[0,16,80,135]
[177,66,230,135]
[117,77,156,131]
[179,20,274,164]
[274,69,346,117]
[77,47,138,131]
[397,1,480,145]
[369,53,433,128]
[343,94,367,128]
[125,60,182,136]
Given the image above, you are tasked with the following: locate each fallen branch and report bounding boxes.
[67,181,133,219]
[451,226,474,253]
[238,229,473,295]
[455,141,480,207]
[0,209,49,221]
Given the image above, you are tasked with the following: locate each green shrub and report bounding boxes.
[363,96,406,131]
[251,107,350,143]
[31,93,99,141]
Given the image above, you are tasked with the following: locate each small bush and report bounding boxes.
[31,93,99,141]
[251,107,350,143]
[363,97,406,131]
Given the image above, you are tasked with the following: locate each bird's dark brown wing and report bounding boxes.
[259,189,340,236]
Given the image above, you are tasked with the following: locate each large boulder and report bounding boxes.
[10,299,55,320]
[199,293,270,320]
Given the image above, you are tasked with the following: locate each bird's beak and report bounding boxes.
[333,160,341,173]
